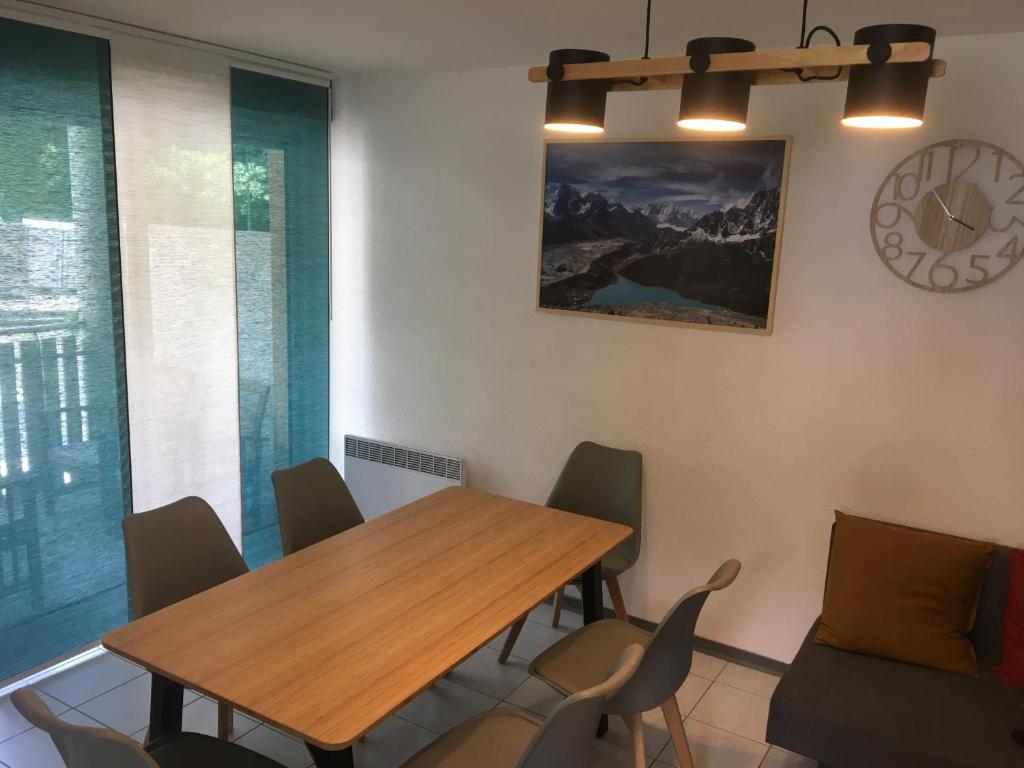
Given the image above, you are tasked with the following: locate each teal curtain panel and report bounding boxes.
[0,18,131,680]
[231,69,330,568]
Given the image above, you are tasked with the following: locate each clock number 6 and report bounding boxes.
[928,253,960,290]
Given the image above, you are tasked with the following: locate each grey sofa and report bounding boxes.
[768,538,1024,767]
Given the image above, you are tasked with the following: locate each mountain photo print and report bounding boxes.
[538,138,790,332]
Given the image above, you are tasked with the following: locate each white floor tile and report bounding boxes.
[601,709,671,759]
[77,672,153,734]
[446,645,530,699]
[677,673,714,717]
[528,598,584,630]
[234,724,314,768]
[34,652,144,707]
[690,652,727,681]
[716,664,780,699]
[656,718,767,768]
[395,679,498,735]
[181,696,260,742]
[356,715,436,768]
[593,735,657,767]
[486,619,576,664]
[759,745,817,767]
[689,683,770,744]
[0,709,105,768]
[0,690,68,743]
[503,676,564,718]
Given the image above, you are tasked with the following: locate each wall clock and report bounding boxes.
[870,139,1024,292]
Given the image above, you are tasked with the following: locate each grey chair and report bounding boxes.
[271,457,364,556]
[528,560,741,768]
[122,496,248,741]
[11,687,285,768]
[400,644,644,768]
[500,441,642,663]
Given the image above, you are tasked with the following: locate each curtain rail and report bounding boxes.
[0,0,335,86]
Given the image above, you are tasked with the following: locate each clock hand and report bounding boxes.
[930,188,954,219]
[949,215,976,232]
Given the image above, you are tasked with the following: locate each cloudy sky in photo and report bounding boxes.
[544,139,786,213]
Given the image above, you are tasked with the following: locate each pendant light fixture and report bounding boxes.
[531,1,942,133]
[543,49,611,133]
[677,37,756,132]
[841,24,937,129]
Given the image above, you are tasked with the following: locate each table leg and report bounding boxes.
[307,744,354,767]
[579,562,609,736]
[148,674,183,743]
[580,562,602,625]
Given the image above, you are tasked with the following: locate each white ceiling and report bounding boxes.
[35,0,1024,72]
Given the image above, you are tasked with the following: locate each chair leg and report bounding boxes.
[662,695,695,768]
[625,712,646,768]
[551,586,566,627]
[498,616,527,664]
[606,574,629,622]
[217,701,233,740]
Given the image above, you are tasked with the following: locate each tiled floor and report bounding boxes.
[0,605,815,768]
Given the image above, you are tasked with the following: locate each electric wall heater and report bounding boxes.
[342,435,465,520]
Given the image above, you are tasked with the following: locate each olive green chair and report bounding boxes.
[271,457,364,556]
[11,686,285,768]
[528,560,741,768]
[500,441,642,663]
[400,644,644,768]
[122,496,248,741]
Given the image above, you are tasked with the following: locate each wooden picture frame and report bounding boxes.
[536,135,792,335]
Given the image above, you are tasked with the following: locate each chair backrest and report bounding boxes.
[122,496,248,619]
[547,442,643,567]
[604,559,741,715]
[518,644,643,768]
[271,457,364,556]
[11,687,158,768]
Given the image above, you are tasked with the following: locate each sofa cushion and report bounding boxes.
[769,621,1024,768]
[815,511,993,675]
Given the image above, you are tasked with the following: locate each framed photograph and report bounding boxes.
[537,137,791,333]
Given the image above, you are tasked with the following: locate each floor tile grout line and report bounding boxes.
[713,678,776,700]
[685,710,770,749]
[34,662,148,712]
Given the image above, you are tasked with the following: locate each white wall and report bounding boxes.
[330,33,1024,662]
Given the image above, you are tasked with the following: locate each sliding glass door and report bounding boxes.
[0,18,131,679]
[232,69,330,568]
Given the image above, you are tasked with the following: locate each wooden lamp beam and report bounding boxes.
[607,59,946,92]
[528,41,936,84]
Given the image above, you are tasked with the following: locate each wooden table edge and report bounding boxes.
[101,500,634,751]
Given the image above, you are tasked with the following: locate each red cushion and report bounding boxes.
[993,548,1024,689]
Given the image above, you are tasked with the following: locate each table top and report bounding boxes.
[102,486,632,750]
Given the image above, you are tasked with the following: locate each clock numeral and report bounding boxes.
[965,253,991,285]
[997,235,1023,264]
[881,231,904,260]
[928,253,959,290]
[1006,177,1024,205]
[905,251,928,281]
[946,142,981,185]
[889,151,934,201]
[873,202,911,228]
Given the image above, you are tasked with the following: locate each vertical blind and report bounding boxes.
[0,18,132,679]
[111,41,243,543]
[232,69,330,568]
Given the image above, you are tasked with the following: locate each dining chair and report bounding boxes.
[122,496,248,741]
[400,643,644,768]
[271,457,364,556]
[528,559,741,768]
[11,687,286,767]
[500,441,642,663]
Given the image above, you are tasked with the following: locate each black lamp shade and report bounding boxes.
[544,49,611,133]
[678,37,756,131]
[843,24,936,128]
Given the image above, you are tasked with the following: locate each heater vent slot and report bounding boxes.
[344,435,463,483]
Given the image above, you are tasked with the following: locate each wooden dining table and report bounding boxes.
[102,486,633,767]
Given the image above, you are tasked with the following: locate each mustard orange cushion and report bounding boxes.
[814,511,993,676]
